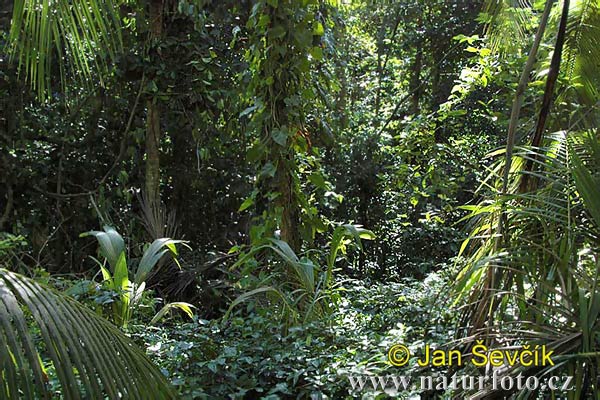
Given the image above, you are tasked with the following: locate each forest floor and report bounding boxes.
[131,270,456,399]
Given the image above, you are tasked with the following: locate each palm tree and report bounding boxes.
[454,0,600,397]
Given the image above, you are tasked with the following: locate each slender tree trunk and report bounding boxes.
[409,41,423,116]
[335,29,349,129]
[374,31,384,117]
[145,100,161,206]
[520,0,570,192]
[170,124,191,219]
[497,0,553,244]
[145,0,164,209]
[336,64,348,129]
[374,7,402,122]
[278,153,300,252]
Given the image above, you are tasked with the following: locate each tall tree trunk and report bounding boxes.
[170,124,191,220]
[145,100,161,207]
[272,81,300,252]
[336,63,348,129]
[374,30,384,117]
[409,39,423,116]
[335,26,349,129]
[145,0,164,209]
[520,0,570,192]
[374,6,402,122]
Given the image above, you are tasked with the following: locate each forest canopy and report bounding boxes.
[1,0,600,398]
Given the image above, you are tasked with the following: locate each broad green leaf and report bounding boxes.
[313,21,324,36]
[308,172,327,189]
[150,302,195,325]
[80,226,125,273]
[310,46,323,61]
[271,129,288,146]
[240,104,258,118]
[135,238,188,285]
[238,196,254,212]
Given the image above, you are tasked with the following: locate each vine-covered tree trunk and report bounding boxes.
[244,0,324,253]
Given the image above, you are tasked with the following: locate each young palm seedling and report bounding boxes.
[81,226,194,328]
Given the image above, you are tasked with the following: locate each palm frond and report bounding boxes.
[225,229,371,327]
[455,133,574,326]
[564,0,600,105]
[135,238,189,285]
[80,226,125,273]
[0,269,175,399]
[137,192,181,242]
[569,130,600,230]
[7,0,123,99]
[483,0,536,54]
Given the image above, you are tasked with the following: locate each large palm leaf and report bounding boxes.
[570,130,600,230]
[0,268,175,399]
[7,0,123,99]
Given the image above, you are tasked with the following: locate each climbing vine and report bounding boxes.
[241,0,327,251]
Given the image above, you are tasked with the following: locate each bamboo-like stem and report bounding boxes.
[497,0,554,246]
[520,0,571,192]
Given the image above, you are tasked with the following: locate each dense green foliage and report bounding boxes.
[134,274,453,399]
[2,0,600,398]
